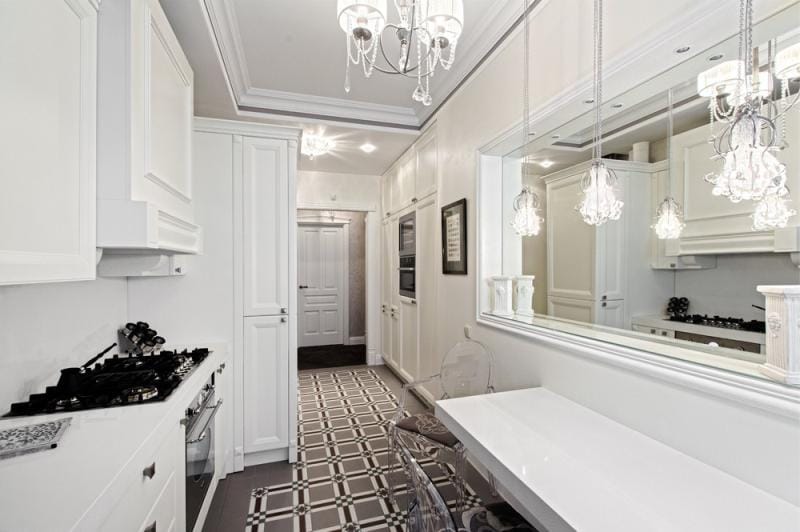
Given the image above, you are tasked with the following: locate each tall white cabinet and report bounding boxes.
[194,119,300,470]
[0,0,99,285]
[545,160,672,329]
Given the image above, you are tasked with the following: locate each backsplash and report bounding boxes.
[675,253,800,320]
[0,278,127,411]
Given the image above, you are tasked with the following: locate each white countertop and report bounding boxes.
[631,315,766,345]
[436,388,800,532]
[0,345,227,532]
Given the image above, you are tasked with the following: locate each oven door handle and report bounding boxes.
[398,267,415,271]
[186,398,223,444]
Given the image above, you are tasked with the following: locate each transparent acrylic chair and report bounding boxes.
[398,436,460,532]
[388,339,495,511]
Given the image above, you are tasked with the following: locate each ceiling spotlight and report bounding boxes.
[708,53,724,61]
[611,103,624,109]
[551,134,561,139]
[674,45,691,54]
[301,134,335,160]
[360,143,377,154]
[583,98,595,104]
[537,160,555,169]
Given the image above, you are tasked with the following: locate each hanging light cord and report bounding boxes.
[592,0,604,162]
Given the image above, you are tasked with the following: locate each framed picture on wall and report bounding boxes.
[441,198,467,274]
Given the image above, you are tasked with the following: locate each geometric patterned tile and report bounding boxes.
[245,368,481,531]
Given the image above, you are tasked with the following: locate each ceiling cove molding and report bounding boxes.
[203,0,251,101]
[239,87,420,127]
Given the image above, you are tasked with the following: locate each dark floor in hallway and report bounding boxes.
[202,365,498,531]
[298,344,366,370]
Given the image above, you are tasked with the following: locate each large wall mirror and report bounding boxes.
[479,3,800,384]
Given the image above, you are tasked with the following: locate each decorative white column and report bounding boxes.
[491,276,514,317]
[514,275,536,318]
[757,285,800,385]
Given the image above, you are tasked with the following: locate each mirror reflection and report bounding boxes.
[497,17,800,370]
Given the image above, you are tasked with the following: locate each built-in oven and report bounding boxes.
[399,255,416,298]
[183,373,223,531]
[399,211,416,257]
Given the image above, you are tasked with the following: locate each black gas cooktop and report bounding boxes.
[668,314,766,333]
[6,348,210,417]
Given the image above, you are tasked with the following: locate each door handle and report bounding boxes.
[298,285,309,289]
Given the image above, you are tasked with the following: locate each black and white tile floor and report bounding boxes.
[203,365,497,532]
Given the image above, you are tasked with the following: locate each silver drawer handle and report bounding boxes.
[142,462,156,480]
[217,362,226,374]
[186,399,224,444]
[281,317,287,323]
[280,307,287,314]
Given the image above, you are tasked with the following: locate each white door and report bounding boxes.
[298,224,346,347]
[381,220,393,362]
[242,136,289,317]
[243,316,289,455]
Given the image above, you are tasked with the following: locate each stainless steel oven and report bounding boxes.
[399,211,416,257]
[399,255,416,298]
[183,374,223,531]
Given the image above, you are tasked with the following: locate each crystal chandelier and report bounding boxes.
[697,0,798,213]
[337,0,464,106]
[752,193,797,230]
[301,134,335,160]
[577,0,623,226]
[511,0,543,238]
[653,89,685,240]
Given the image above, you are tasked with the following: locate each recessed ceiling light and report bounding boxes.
[528,132,537,137]
[674,45,691,54]
[583,98,595,104]
[537,160,555,169]
[708,53,724,61]
[611,103,624,109]
[301,134,335,160]
[551,134,561,139]
[360,143,377,154]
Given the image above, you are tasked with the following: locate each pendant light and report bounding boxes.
[577,0,623,226]
[511,0,543,237]
[653,88,686,240]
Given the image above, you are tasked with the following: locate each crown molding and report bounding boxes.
[239,87,420,127]
[193,116,302,141]
[203,0,252,101]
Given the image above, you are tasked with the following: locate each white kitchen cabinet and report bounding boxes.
[0,0,98,286]
[400,298,419,380]
[382,172,394,219]
[415,196,439,386]
[415,130,438,201]
[243,316,290,458]
[390,215,402,370]
[97,0,202,254]
[548,296,595,324]
[381,220,394,364]
[667,114,800,256]
[392,152,417,212]
[242,136,290,317]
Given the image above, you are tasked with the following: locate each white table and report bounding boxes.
[436,388,800,532]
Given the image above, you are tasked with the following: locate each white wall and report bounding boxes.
[297,170,380,211]
[385,0,800,507]
[0,279,127,410]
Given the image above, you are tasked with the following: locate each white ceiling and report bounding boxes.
[160,0,522,175]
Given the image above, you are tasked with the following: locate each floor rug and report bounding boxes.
[245,368,481,531]
[298,344,367,371]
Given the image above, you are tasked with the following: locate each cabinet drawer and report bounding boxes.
[139,471,178,532]
[101,425,181,531]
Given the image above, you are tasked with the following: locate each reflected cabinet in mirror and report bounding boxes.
[480,2,800,386]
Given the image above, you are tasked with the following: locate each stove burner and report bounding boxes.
[668,314,766,333]
[6,348,210,417]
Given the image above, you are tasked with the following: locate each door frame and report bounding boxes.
[297,215,350,346]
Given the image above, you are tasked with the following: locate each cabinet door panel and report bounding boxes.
[400,299,419,380]
[381,221,393,361]
[416,197,439,383]
[415,133,437,200]
[547,175,595,299]
[243,137,289,316]
[598,299,625,328]
[0,0,97,285]
[244,316,289,454]
[547,296,595,324]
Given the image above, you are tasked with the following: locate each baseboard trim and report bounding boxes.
[368,349,384,366]
[243,448,289,467]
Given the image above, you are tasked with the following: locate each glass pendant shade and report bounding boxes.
[578,162,624,226]
[337,0,388,36]
[301,134,335,160]
[752,193,797,230]
[775,42,800,80]
[653,197,686,239]
[697,60,745,98]
[511,185,543,237]
[706,114,788,202]
[424,0,464,44]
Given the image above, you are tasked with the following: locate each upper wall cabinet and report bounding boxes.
[666,116,800,257]
[96,0,202,254]
[383,126,438,218]
[0,0,99,286]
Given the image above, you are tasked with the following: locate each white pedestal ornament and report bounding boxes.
[514,275,535,318]
[757,285,800,386]
[491,276,514,317]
